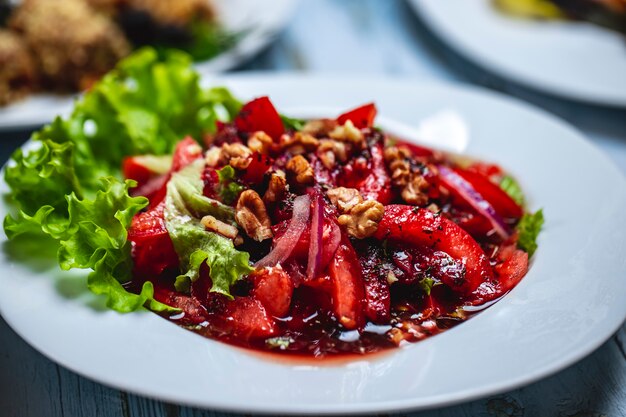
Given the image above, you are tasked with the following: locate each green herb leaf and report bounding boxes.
[517,209,544,257]
[216,165,245,205]
[500,175,525,205]
[280,115,306,131]
[418,276,438,296]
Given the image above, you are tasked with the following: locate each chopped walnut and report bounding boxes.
[329,120,364,146]
[280,132,319,155]
[383,146,411,163]
[337,200,384,239]
[235,190,273,241]
[326,187,363,213]
[302,118,338,136]
[263,172,287,204]
[286,155,314,185]
[317,139,349,169]
[222,142,252,166]
[247,131,273,155]
[229,156,251,170]
[384,146,412,187]
[389,159,411,187]
[402,174,429,206]
[388,327,406,346]
[201,215,239,240]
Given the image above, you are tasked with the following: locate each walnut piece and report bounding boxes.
[402,174,429,206]
[326,187,363,213]
[337,200,384,239]
[201,215,239,240]
[222,142,252,166]
[280,131,319,155]
[247,131,273,155]
[235,190,273,241]
[317,139,348,169]
[263,172,287,204]
[329,120,364,147]
[384,146,412,187]
[302,118,338,136]
[286,155,314,185]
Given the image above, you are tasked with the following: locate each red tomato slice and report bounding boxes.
[238,152,274,185]
[495,249,528,294]
[362,271,391,324]
[341,142,392,204]
[337,103,377,129]
[128,201,179,277]
[219,297,278,340]
[122,157,155,188]
[153,286,208,325]
[454,168,523,220]
[170,136,203,172]
[235,96,285,141]
[251,266,294,318]
[329,240,365,330]
[375,205,494,294]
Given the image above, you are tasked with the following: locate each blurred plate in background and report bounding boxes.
[0,0,298,131]
[408,0,626,107]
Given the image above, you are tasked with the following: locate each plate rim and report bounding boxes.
[1,74,625,414]
[407,0,626,107]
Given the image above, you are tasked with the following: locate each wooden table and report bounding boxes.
[1,1,625,416]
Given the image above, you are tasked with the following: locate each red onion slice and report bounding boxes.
[306,190,324,280]
[438,166,510,240]
[256,194,311,268]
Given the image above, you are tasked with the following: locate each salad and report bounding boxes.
[3,49,543,357]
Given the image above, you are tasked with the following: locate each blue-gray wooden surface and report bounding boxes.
[1,1,625,416]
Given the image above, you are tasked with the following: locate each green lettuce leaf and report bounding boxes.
[3,48,243,313]
[517,209,544,257]
[500,175,525,205]
[164,161,252,298]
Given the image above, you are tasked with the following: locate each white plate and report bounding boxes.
[408,0,626,107]
[0,0,298,130]
[1,75,625,415]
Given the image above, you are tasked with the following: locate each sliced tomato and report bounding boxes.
[234,96,285,141]
[238,152,274,185]
[455,168,523,220]
[495,249,528,294]
[219,297,278,340]
[128,201,179,277]
[399,142,436,159]
[337,103,377,129]
[341,142,392,204]
[133,137,203,206]
[362,272,390,324]
[466,162,503,179]
[374,205,494,294]
[328,240,365,330]
[123,157,155,188]
[153,286,208,325]
[250,266,294,318]
[170,136,203,172]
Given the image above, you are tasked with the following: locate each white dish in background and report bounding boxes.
[1,75,625,415]
[0,0,298,130]
[408,0,626,107]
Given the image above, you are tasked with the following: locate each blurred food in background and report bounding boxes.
[494,0,626,34]
[0,0,236,105]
